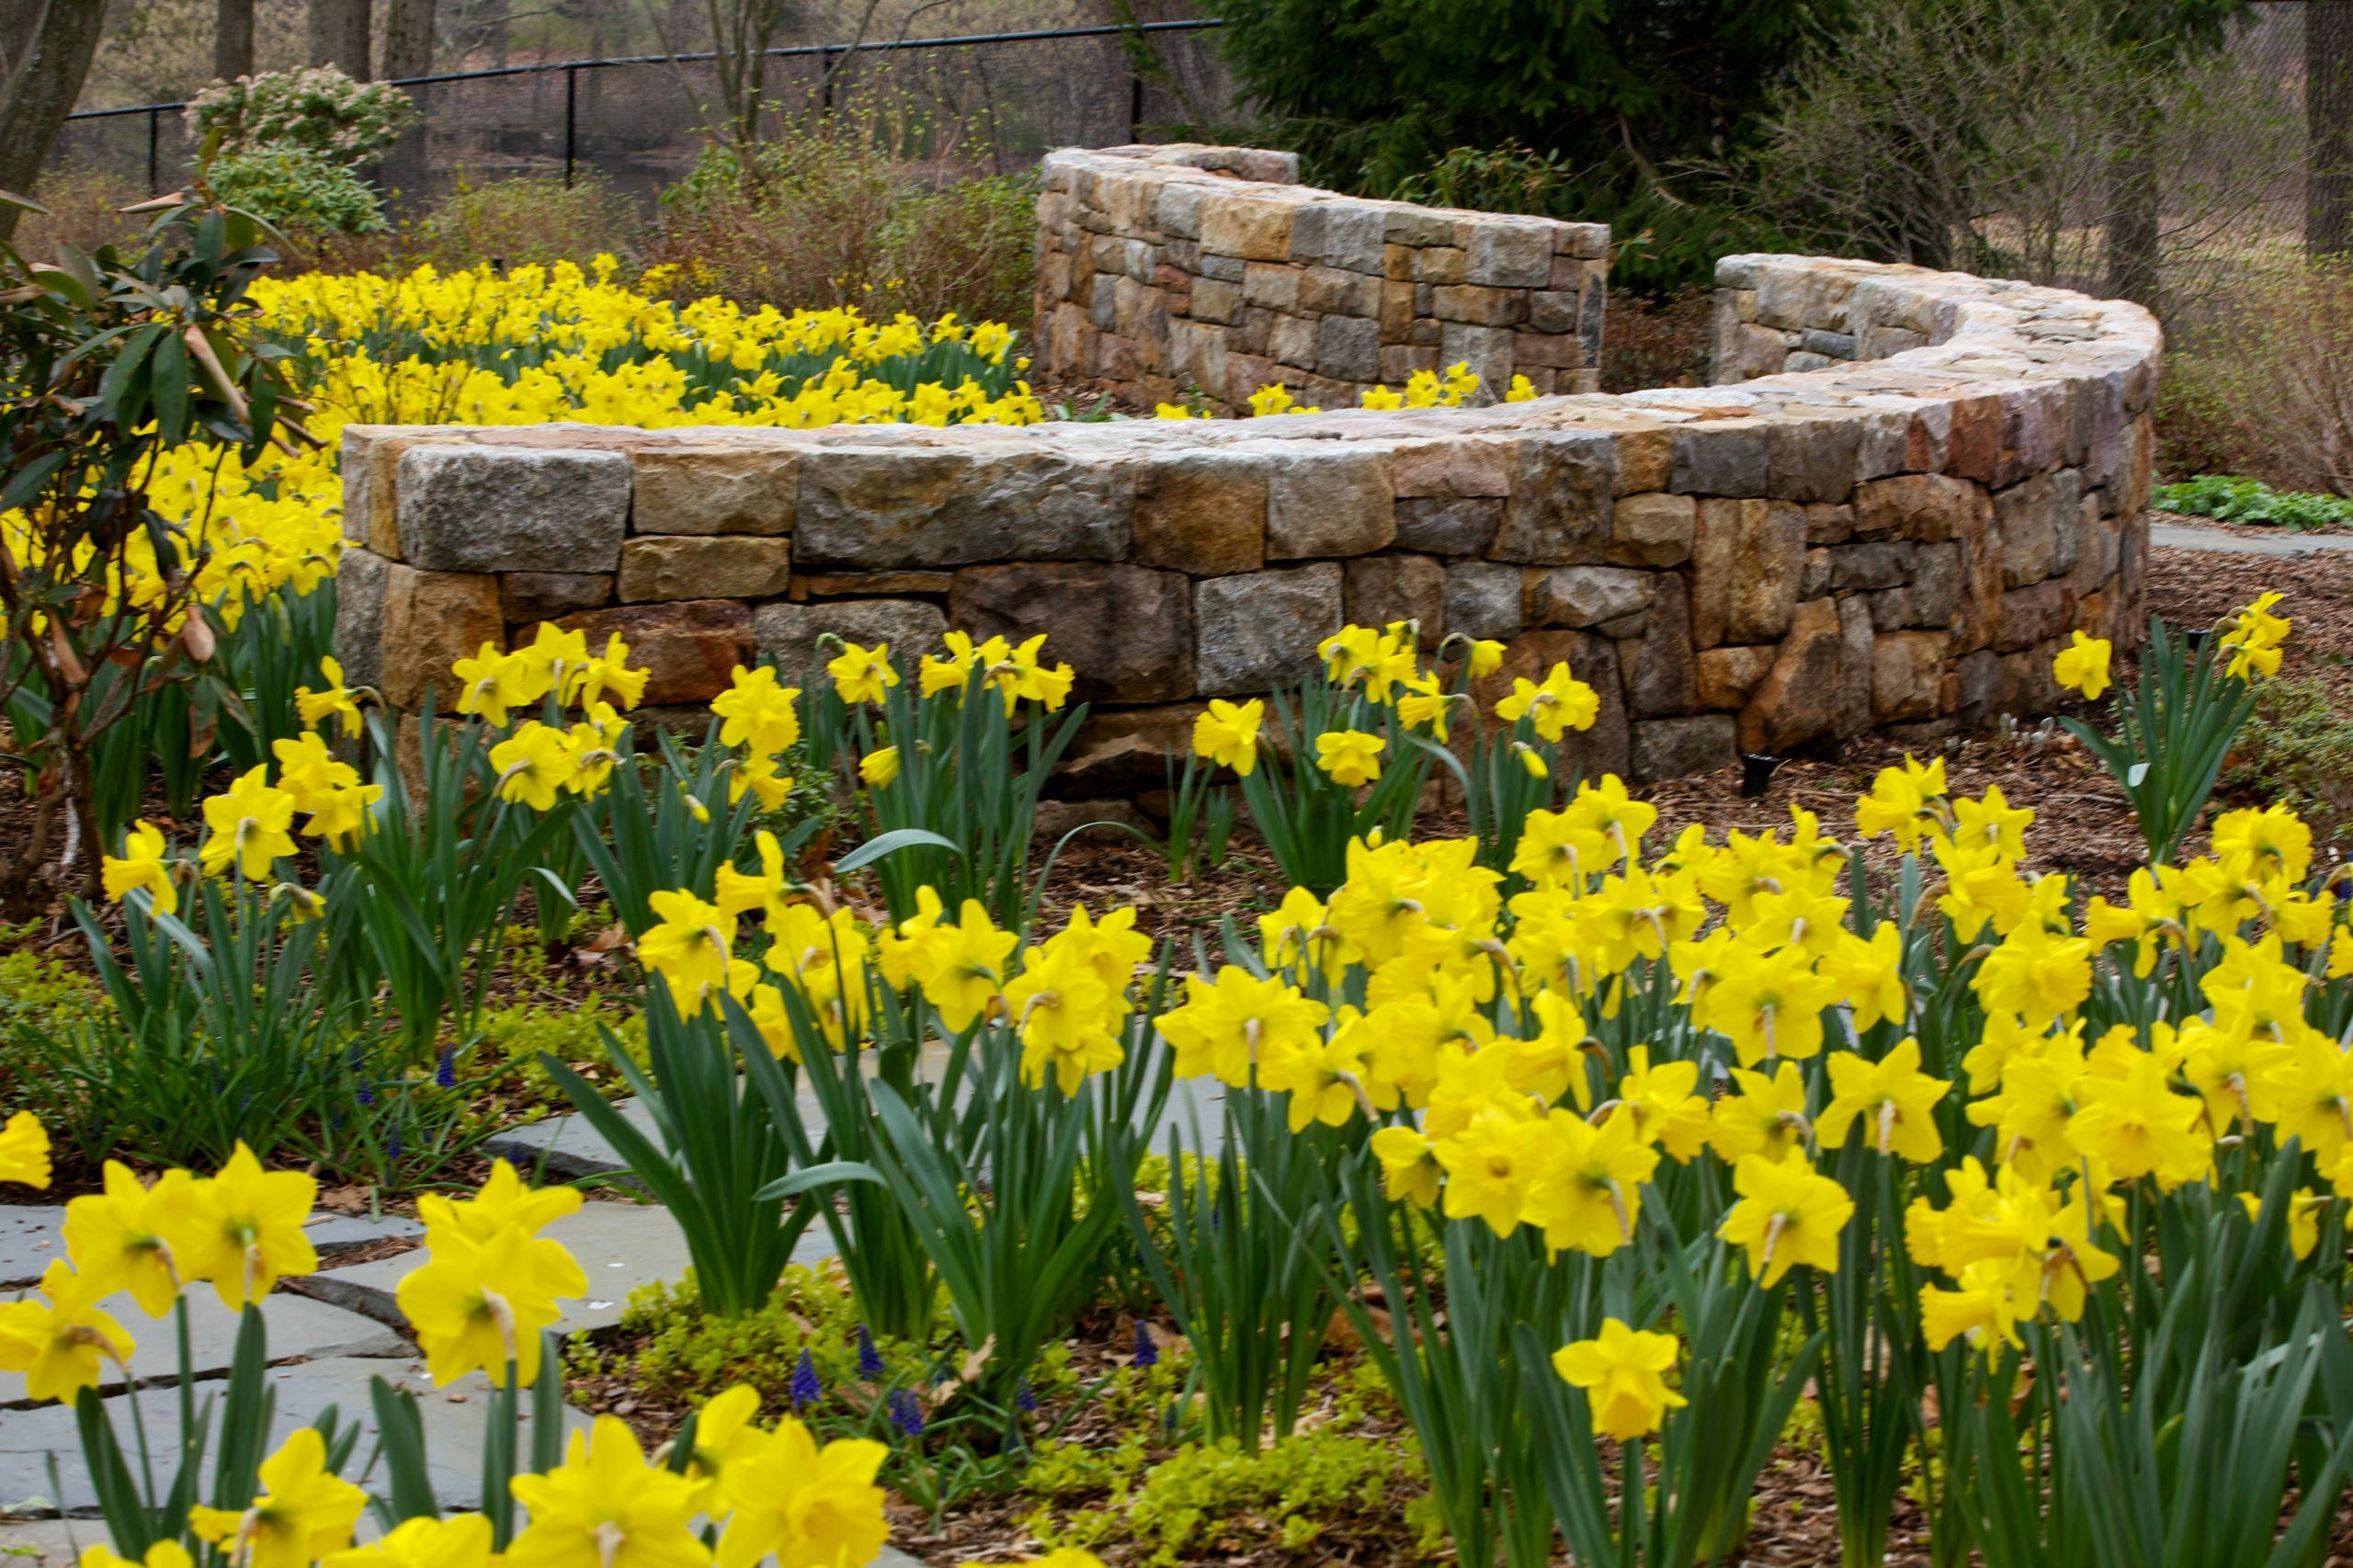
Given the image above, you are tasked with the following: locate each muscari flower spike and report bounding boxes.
[1131,1318,1159,1369]
[790,1345,822,1408]
[857,1324,885,1380]
[888,1387,925,1437]
[436,1047,457,1089]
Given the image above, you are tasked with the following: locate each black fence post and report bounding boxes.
[1130,72,1144,141]
[147,108,160,195]
[563,64,578,188]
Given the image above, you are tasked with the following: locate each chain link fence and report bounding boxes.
[51,18,1242,216]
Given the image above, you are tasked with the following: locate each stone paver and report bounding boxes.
[0,1208,419,1292]
[2151,520,2353,556]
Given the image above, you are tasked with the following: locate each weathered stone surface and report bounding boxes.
[1631,714,1735,782]
[949,562,1195,702]
[1609,493,1697,568]
[1995,467,2083,587]
[1872,630,1946,722]
[1671,425,1769,496]
[556,599,753,705]
[1700,499,1808,644]
[750,597,947,682]
[1619,574,1697,718]
[617,536,791,602]
[1343,553,1447,635]
[1992,644,2063,715]
[1063,702,1206,792]
[792,570,953,599]
[398,444,631,573]
[1996,580,2075,651]
[332,547,392,689]
[796,450,1133,569]
[1831,540,1911,593]
[1267,449,1394,558]
[1767,417,1860,504]
[1394,495,1503,556]
[1836,594,1875,738]
[375,562,505,710]
[1527,565,1656,631]
[1491,432,1613,563]
[631,447,797,536]
[1853,473,1990,543]
[1134,452,1268,575]
[501,571,612,623]
[1742,596,1846,753]
[1697,644,1776,710]
[1194,564,1343,694]
[1445,561,1523,642]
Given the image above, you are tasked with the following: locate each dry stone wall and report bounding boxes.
[334,165,2157,801]
[1035,144,1608,411]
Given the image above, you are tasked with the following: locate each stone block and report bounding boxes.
[1529,290,1580,334]
[1995,467,2084,587]
[1395,496,1503,556]
[1630,714,1735,782]
[1670,424,1770,496]
[791,570,953,600]
[1619,574,1697,718]
[1440,322,1515,394]
[1290,201,1386,271]
[1243,262,1301,312]
[1741,596,1846,754]
[617,536,791,602]
[332,546,392,689]
[376,562,505,711]
[1804,502,1855,545]
[501,571,612,624]
[397,444,631,574]
[1837,594,1875,738]
[1063,702,1209,792]
[1300,265,1381,317]
[1267,449,1395,558]
[1430,285,1528,327]
[1612,429,1675,496]
[1490,431,1614,564]
[1527,565,1657,631]
[1199,194,1296,261]
[339,426,469,557]
[555,599,754,706]
[1192,277,1243,324]
[1697,498,1807,645]
[1134,451,1268,576]
[750,597,947,684]
[1767,417,1860,504]
[1830,540,1912,592]
[949,562,1194,703]
[1853,472,1990,543]
[1608,493,1696,567]
[1445,561,1524,642]
[1995,580,2075,652]
[1464,219,1555,287]
[1194,564,1344,695]
[1697,644,1775,710]
[1343,553,1448,636]
[1872,630,1946,722]
[1413,246,1470,285]
[796,450,1133,569]
[1318,315,1382,381]
[630,447,797,536]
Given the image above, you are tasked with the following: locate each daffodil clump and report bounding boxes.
[1154,360,1538,419]
[4,259,1040,633]
[0,1137,894,1568]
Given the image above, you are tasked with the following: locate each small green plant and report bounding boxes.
[1031,1426,1435,1567]
[2154,474,2353,530]
[2219,676,2353,842]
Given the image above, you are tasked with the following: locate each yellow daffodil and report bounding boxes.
[1552,1318,1687,1439]
[188,1427,369,1568]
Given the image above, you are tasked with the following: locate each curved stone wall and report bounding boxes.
[335,151,2156,793]
[1033,144,1608,410]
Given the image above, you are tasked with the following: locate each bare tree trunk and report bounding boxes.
[381,0,435,80]
[2105,109,2160,304]
[215,0,255,79]
[0,0,108,240]
[2313,0,2353,256]
[309,0,374,78]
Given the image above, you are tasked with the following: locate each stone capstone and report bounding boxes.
[395,444,631,574]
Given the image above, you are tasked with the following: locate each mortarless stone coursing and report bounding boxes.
[1036,144,1609,410]
[335,157,2157,792]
